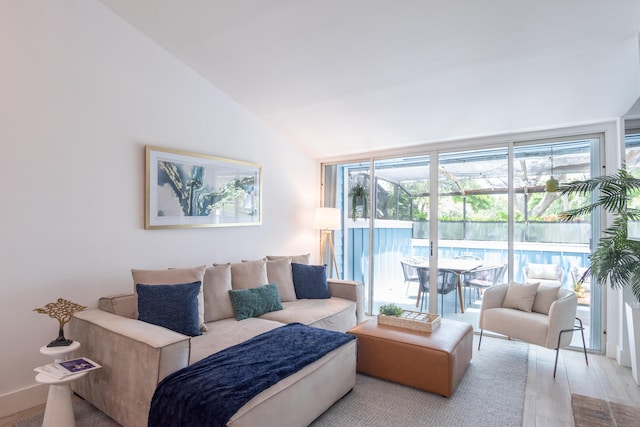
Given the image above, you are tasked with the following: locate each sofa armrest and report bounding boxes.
[479,284,509,328]
[69,309,190,427]
[328,279,365,324]
[98,293,137,319]
[545,291,578,348]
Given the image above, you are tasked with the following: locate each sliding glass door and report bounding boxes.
[436,147,509,321]
[372,156,431,316]
[322,133,604,351]
[512,137,601,350]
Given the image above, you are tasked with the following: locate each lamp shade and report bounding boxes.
[314,207,341,230]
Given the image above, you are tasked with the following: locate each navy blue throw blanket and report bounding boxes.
[148,323,355,427]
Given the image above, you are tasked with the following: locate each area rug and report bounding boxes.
[14,399,119,427]
[14,336,528,427]
[571,393,640,427]
[312,335,528,427]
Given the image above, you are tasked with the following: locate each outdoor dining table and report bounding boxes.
[415,258,484,313]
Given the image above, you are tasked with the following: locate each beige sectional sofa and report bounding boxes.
[69,256,364,427]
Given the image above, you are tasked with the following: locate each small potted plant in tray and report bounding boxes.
[377,303,404,328]
[378,303,440,332]
[379,303,404,318]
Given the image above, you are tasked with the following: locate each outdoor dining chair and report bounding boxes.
[523,262,564,288]
[463,263,508,305]
[400,259,420,296]
[417,267,459,314]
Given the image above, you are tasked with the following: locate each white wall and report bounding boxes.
[0,0,318,414]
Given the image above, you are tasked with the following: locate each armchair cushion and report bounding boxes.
[532,285,561,315]
[503,282,540,312]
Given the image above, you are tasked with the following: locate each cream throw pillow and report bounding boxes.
[503,282,540,312]
[266,254,311,264]
[532,285,561,315]
[266,258,297,302]
[131,265,207,332]
[230,258,269,290]
[202,264,234,322]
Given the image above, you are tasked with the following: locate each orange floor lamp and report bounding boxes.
[314,207,341,279]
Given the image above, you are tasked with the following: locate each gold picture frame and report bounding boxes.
[145,146,262,229]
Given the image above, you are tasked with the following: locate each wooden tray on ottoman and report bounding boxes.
[377,310,441,333]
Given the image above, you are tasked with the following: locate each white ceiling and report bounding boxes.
[98,0,640,158]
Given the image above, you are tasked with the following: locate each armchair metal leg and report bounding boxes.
[553,317,589,378]
[478,329,483,350]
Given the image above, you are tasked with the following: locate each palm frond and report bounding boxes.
[560,167,640,302]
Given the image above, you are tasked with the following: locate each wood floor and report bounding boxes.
[2,345,639,426]
[523,345,640,426]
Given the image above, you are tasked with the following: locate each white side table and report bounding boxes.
[36,341,86,427]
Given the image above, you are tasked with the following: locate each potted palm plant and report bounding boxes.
[559,167,640,383]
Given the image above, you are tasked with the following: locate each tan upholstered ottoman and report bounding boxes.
[348,318,473,397]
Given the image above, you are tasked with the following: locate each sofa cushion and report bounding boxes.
[266,258,297,302]
[191,318,283,364]
[503,282,540,312]
[132,266,207,332]
[532,285,561,315]
[136,282,202,336]
[292,263,330,299]
[203,264,234,322]
[267,254,311,264]
[259,298,356,332]
[230,258,269,290]
[482,307,549,347]
[229,283,283,321]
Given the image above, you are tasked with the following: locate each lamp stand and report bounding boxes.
[320,229,340,280]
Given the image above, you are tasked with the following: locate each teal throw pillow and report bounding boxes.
[136,281,202,336]
[291,263,330,299]
[228,283,283,321]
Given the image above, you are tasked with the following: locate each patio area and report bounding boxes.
[369,264,593,350]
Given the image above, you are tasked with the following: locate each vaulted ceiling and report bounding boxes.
[99,0,640,158]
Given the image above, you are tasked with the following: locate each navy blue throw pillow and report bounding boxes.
[136,281,202,336]
[291,263,330,299]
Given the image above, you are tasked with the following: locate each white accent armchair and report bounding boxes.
[478,283,588,377]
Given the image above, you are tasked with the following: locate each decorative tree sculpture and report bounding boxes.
[34,298,86,347]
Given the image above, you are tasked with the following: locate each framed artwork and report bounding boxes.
[145,146,262,229]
